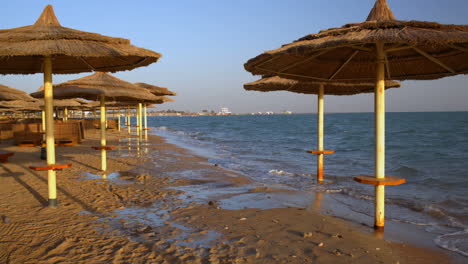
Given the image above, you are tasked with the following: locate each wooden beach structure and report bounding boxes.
[244,0,468,230]
[0,84,38,161]
[244,76,400,183]
[0,5,161,207]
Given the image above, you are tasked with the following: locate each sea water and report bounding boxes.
[147,112,468,257]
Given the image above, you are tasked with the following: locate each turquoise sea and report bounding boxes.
[148,112,468,257]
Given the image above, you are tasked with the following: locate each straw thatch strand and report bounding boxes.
[134,82,177,96]
[244,1,468,81]
[244,76,400,95]
[0,5,161,74]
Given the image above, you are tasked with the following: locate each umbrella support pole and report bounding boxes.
[117,107,121,131]
[353,42,404,231]
[143,104,148,139]
[317,84,325,182]
[44,57,57,208]
[127,106,131,133]
[100,96,107,171]
[307,84,334,183]
[64,107,68,122]
[138,103,143,142]
[374,42,386,231]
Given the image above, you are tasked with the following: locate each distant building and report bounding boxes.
[218,107,232,115]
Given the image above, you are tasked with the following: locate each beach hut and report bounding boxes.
[244,0,468,230]
[31,72,161,172]
[0,5,161,207]
[244,76,400,182]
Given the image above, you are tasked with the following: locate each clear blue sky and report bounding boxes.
[1,0,467,113]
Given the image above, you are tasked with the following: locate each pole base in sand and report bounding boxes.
[48,199,58,208]
[374,225,384,232]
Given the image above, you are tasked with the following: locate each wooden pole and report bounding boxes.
[375,41,386,230]
[317,84,325,182]
[43,56,57,208]
[100,96,107,171]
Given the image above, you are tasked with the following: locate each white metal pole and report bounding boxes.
[375,41,386,230]
[138,103,143,142]
[143,104,148,139]
[100,96,107,171]
[64,107,68,121]
[117,107,121,131]
[44,56,57,208]
[317,84,325,182]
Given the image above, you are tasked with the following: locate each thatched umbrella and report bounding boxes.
[134,82,176,132]
[31,72,160,172]
[0,84,37,101]
[244,0,468,230]
[0,5,161,208]
[245,76,400,182]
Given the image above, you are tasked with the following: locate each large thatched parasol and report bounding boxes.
[0,5,161,208]
[244,0,468,230]
[245,76,400,182]
[32,72,161,172]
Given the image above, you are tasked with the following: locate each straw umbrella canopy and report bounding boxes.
[134,83,177,96]
[244,0,468,231]
[245,76,401,182]
[244,76,400,95]
[0,5,161,208]
[32,72,161,172]
[0,84,37,101]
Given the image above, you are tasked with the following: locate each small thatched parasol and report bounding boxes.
[244,0,468,230]
[245,76,400,182]
[0,5,161,208]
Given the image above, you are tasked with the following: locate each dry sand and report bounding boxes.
[0,129,454,263]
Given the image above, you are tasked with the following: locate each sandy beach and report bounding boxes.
[0,129,456,263]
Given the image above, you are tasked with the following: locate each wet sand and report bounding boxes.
[0,129,455,263]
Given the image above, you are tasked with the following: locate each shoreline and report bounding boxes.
[0,129,460,263]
